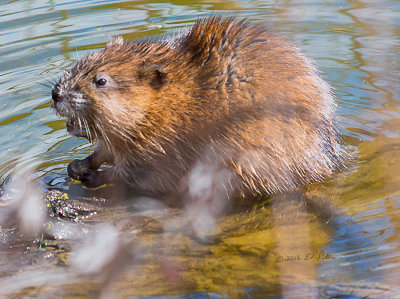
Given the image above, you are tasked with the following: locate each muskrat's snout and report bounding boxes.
[51,80,89,139]
[51,84,66,116]
[51,84,62,112]
[51,88,63,103]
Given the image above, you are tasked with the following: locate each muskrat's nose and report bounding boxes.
[52,90,63,103]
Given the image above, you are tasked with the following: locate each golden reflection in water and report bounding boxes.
[265,0,400,295]
[272,192,318,298]
[346,0,400,288]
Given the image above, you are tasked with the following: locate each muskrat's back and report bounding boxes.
[52,17,347,196]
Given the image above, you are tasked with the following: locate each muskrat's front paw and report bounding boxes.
[80,169,105,189]
[67,159,90,180]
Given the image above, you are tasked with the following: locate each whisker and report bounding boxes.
[81,115,90,142]
[47,78,57,86]
[49,74,58,84]
[75,111,83,137]
[82,114,93,144]
[102,128,112,153]
[96,122,112,154]
[39,82,52,88]
[89,117,99,144]
[78,112,88,142]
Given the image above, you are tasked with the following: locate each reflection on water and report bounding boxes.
[0,0,399,297]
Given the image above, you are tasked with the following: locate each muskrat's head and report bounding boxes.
[51,37,171,146]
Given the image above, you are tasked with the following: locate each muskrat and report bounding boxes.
[51,17,347,197]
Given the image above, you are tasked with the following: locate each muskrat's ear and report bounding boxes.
[138,62,168,89]
[151,66,167,89]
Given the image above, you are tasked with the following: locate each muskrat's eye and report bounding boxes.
[95,78,107,87]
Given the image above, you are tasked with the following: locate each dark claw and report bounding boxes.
[67,159,90,180]
[80,169,105,189]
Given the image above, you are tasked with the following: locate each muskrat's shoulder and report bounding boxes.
[169,17,281,67]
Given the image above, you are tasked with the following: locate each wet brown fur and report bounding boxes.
[52,17,348,196]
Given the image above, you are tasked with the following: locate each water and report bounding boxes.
[0,0,399,297]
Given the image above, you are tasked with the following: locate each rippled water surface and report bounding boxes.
[0,0,399,297]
